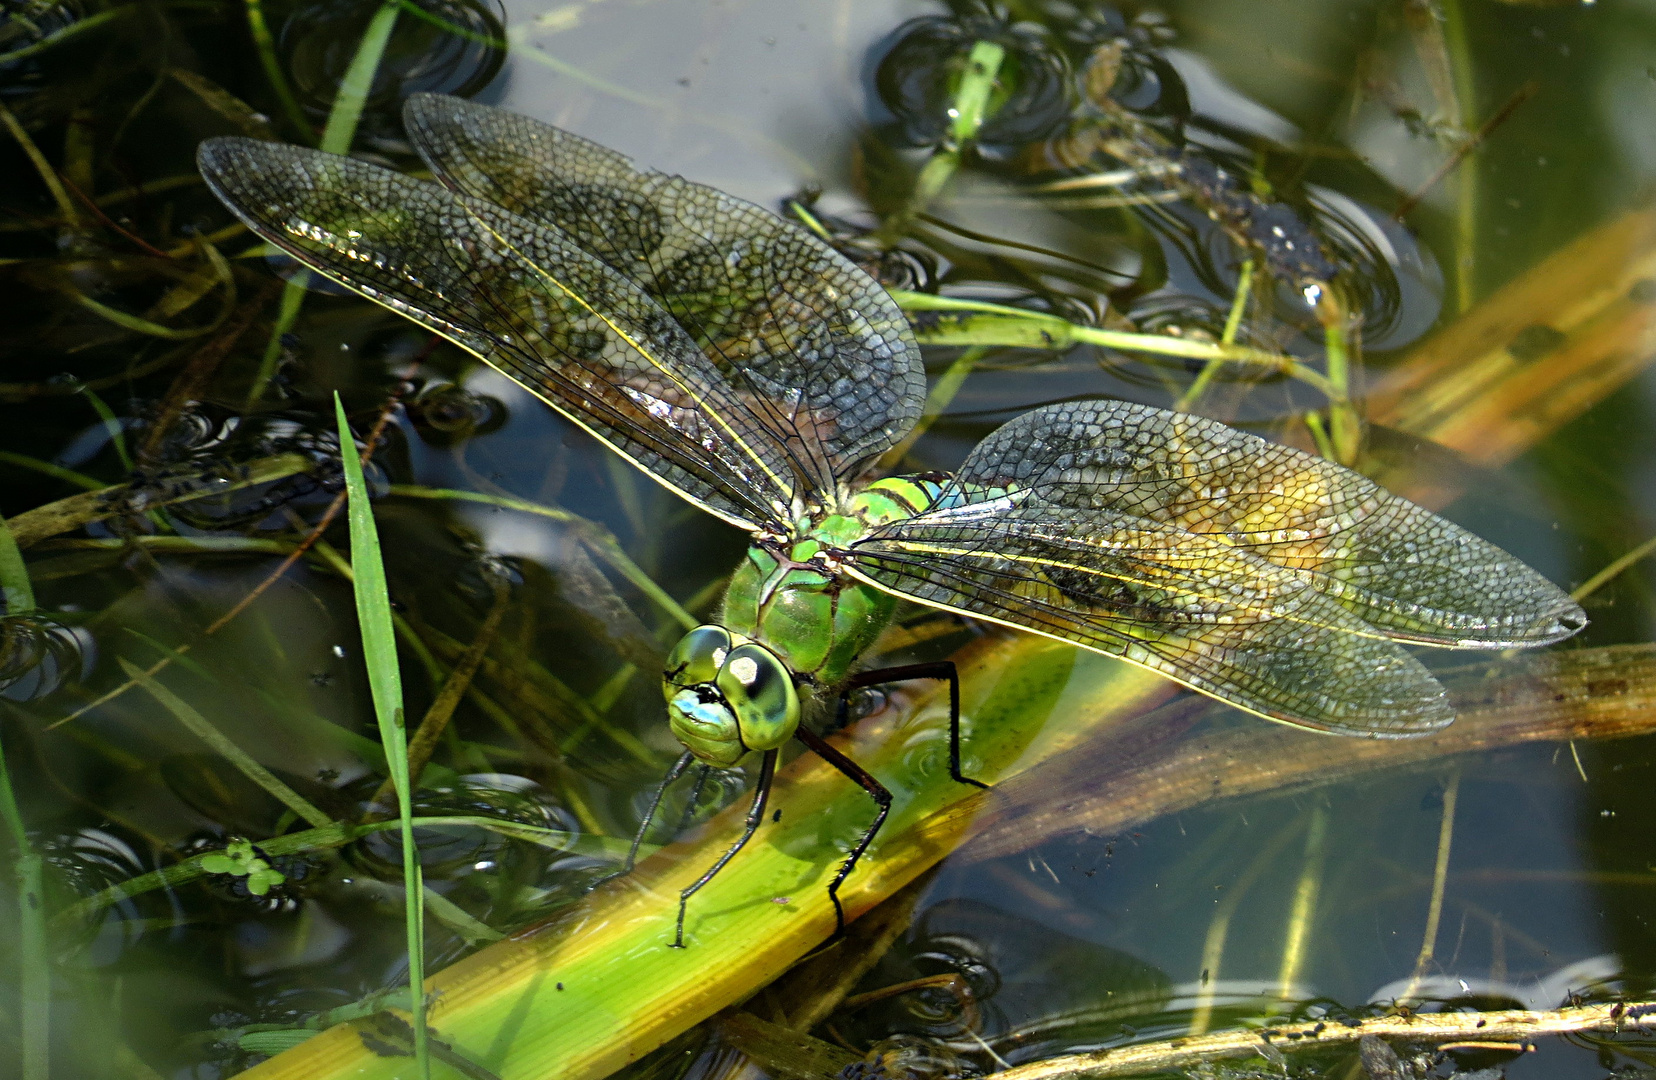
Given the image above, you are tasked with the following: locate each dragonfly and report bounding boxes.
[198,94,1585,946]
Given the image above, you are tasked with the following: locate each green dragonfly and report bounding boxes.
[198,94,1585,946]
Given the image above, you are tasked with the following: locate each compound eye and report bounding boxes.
[663,625,733,699]
[715,643,800,751]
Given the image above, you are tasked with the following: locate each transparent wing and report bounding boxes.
[846,499,1453,736]
[402,93,926,498]
[197,136,812,531]
[943,400,1585,648]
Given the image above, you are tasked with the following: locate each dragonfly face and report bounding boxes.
[662,625,800,768]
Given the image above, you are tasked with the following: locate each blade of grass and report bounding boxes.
[0,727,47,1080]
[117,657,333,829]
[387,485,696,631]
[53,814,614,928]
[243,0,313,139]
[335,392,428,1079]
[0,514,35,614]
[0,541,45,1080]
[246,0,402,406]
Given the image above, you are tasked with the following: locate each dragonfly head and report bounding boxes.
[663,625,800,767]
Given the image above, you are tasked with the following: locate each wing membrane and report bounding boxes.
[848,499,1453,736]
[401,93,926,499]
[197,136,809,530]
[946,400,1585,647]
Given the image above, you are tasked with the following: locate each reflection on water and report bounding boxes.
[0,0,1652,1078]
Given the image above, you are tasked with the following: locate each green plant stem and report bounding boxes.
[248,1,401,406]
[1321,315,1361,465]
[879,346,987,470]
[245,277,307,409]
[387,485,696,630]
[0,515,35,615]
[78,386,133,472]
[118,657,333,828]
[52,814,613,928]
[1441,0,1478,312]
[0,451,104,491]
[1187,818,1301,1036]
[0,719,47,1080]
[1271,804,1328,1009]
[892,291,1339,399]
[243,0,313,139]
[1572,531,1656,602]
[335,394,428,1079]
[320,1,400,154]
[1399,770,1461,1003]
[879,39,1005,241]
[0,101,80,226]
[1176,260,1252,412]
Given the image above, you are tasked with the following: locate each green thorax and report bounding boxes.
[720,475,947,687]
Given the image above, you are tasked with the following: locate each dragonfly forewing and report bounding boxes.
[197,136,811,531]
[403,93,927,501]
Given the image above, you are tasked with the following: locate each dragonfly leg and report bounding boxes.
[597,750,694,888]
[672,748,778,948]
[672,762,714,836]
[793,726,892,939]
[842,662,988,789]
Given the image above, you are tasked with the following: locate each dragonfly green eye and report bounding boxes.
[663,624,733,695]
[714,643,800,753]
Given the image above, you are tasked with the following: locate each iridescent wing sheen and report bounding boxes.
[845,499,1454,737]
[401,93,926,499]
[198,137,823,531]
[932,400,1586,648]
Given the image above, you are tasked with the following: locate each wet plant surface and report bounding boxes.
[1,1,1655,1078]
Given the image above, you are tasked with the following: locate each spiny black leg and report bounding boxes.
[672,762,713,837]
[598,750,694,888]
[844,661,987,790]
[794,726,891,939]
[672,748,777,948]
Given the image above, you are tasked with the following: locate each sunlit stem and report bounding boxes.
[1271,804,1329,1011]
[244,0,313,139]
[385,485,697,630]
[1188,819,1301,1036]
[893,290,1340,400]
[1316,291,1362,465]
[879,40,1006,243]
[1399,770,1461,1004]
[1175,259,1253,413]
[1573,531,1656,603]
[247,1,401,407]
[0,519,43,1080]
[1441,0,1478,312]
[246,274,308,410]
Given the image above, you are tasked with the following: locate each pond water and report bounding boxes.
[1,0,1654,1078]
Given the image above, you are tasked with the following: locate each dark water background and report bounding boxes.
[0,0,1654,1077]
